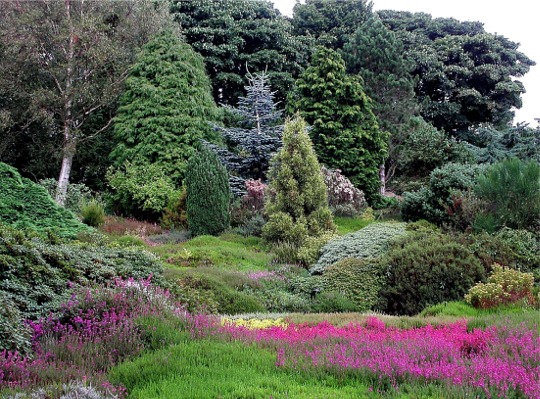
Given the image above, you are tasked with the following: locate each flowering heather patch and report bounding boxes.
[0,278,184,394]
[193,315,540,398]
[246,271,285,281]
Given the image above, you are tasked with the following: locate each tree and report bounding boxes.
[170,0,309,105]
[378,10,535,135]
[262,115,335,251]
[289,47,388,202]
[186,146,232,236]
[0,0,171,204]
[109,31,221,186]
[208,72,283,196]
[292,0,373,50]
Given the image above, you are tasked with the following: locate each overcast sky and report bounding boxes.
[272,0,538,126]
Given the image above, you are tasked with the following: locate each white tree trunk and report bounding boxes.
[379,164,386,196]
[56,146,74,205]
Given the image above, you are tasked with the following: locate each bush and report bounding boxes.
[310,291,359,313]
[378,234,485,316]
[186,146,232,236]
[0,292,31,353]
[465,264,535,309]
[81,199,106,227]
[322,258,384,311]
[39,178,93,214]
[106,162,180,221]
[161,186,188,229]
[321,166,366,216]
[310,222,407,275]
[297,232,338,266]
[0,162,90,238]
[475,158,540,231]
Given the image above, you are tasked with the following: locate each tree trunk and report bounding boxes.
[56,139,75,205]
[379,164,386,196]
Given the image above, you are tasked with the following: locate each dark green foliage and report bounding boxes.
[401,163,486,225]
[0,291,31,352]
[39,178,93,214]
[168,268,265,315]
[170,0,308,105]
[186,146,232,236]
[323,258,384,311]
[378,234,485,316]
[161,187,188,230]
[0,224,164,321]
[475,158,540,231]
[110,31,220,186]
[208,72,283,196]
[289,47,388,201]
[263,116,335,257]
[0,162,90,238]
[310,291,359,313]
[379,11,535,134]
[342,16,417,139]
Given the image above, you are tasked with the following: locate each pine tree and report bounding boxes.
[185,145,232,236]
[110,31,220,186]
[289,47,388,202]
[208,72,283,197]
[263,116,335,249]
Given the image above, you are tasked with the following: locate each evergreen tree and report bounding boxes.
[110,31,220,186]
[289,47,388,202]
[263,116,335,249]
[208,72,283,196]
[186,145,232,236]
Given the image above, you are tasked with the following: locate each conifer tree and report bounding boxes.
[110,31,220,186]
[185,145,232,236]
[263,116,335,249]
[289,47,388,202]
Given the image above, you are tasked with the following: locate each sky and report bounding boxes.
[271,0,539,126]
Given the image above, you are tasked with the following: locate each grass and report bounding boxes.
[150,233,272,271]
[334,216,373,235]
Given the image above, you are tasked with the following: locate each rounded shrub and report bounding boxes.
[323,258,384,311]
[186,145,232,236]
[81,199,105,227]
[310,222,407,275]
[378,234,485,316]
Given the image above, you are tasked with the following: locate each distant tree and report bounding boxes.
[110,31,221,187]
[208,72,283,197]
[170,0,309,105]
[263,116,335,251]
[379,10,535,135]
[186,146,232,236]
[289,47,388,202]
[0,0,171,204]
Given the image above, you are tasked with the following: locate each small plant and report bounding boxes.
[80,199,105,227]
[465,264,535,309]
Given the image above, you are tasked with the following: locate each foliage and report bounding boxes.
[100,216,163,237]
[322,258,384,311]
[321,166,366,216]
[379,10,535,134]
[310,222,407,275]
[185,146,232,236]
[378,233,485,316]
[39,179,93,214]
[0,292,31,353]
[289,47,388,202]
[106,162,180,220]
[475,158,540,231]
[296,232,338,266]
[209,73,283,197]
[80,200,105,228]
[0,225,164,321]
[310,291,359,313]
[0,162,90,239]
[110,31,221,187]
[465,264,536,309]
[400,163,486,225]
[170,0,308,105]
[5,381,122,399]
[333,216,373,236]
[160,186,188,230]
[263,116,335,261]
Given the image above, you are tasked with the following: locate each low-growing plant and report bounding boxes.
[100,216,163,237]
[0,293,31,353]
[310,291,359,313]
[465,264,536,309]
[80,199,106,227]
[310,222,407,275]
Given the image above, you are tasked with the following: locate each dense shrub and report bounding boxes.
[80,200,106,227]
[465,264,535,309]
[161,186,188,229]
[186,146,232,236]
[39,178,93,214]
[230,179,267,236]
[378,234,485,316]
[401,163,486,225]
[475,158,540,230]
[0,292,31,352]
[263,116,335,262]
[310,291,359,313]
[323,258,384,311]
[0,225,164,321]
[310,222,407,274]
[0,162,90,238]
[321,166,366,216]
